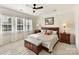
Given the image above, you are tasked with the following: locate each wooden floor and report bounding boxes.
[0,39,78,55]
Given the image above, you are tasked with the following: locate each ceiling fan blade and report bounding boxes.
[35,6,43,9]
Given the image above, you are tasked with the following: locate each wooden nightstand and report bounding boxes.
[34,29,41,33]
[59,33,70,44]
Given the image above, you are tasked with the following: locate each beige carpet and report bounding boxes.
[0,40,78,55]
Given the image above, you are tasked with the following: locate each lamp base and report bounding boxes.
[63,30,66,34]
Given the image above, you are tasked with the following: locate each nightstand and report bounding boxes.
[59,33,70,44]
[34,29,41,33]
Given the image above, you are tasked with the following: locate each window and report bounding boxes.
[2,16,12,32]
[25,19,32,31]
[17,18,23,31]
[0,15,32,32]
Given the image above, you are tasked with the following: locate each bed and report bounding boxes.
[24,27,59,54]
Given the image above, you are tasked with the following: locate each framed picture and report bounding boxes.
[45,17,54,25]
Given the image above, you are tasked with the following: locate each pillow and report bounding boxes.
[44,32,48,35]
[47,30,53,35]
[41,30,47,34]
[53,31,57,35]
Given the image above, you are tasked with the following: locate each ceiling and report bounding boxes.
[0,4,74,16]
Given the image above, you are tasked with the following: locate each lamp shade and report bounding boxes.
[63,23,67,27]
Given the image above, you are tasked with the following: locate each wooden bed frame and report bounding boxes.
[24,40,42,55]
[24,27,59,54]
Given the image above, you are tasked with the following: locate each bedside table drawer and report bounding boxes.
[61,36,70,40]
[59,33,70,44]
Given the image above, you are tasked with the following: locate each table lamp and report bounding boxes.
[63,23,67,33]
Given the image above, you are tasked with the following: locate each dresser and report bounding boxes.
[59,33,70,44]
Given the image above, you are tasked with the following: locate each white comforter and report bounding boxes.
[25,33,43,46]
[42,34,58,52]
[25,33,59,51]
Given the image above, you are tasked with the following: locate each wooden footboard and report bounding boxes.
[42,40,59,53]
[24,40,42,55]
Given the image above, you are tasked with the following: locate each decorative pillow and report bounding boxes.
[47,30,53,35]
[41,30,47,34]
[44,32,48,35]
[53,31,57,35]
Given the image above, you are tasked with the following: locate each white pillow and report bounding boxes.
[53,31,57,35]
[47,30,53,35]
[41,30,46,34]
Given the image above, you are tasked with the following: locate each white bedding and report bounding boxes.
[25,33,43,46]
[42,34,58,52]
[25,33,59,51]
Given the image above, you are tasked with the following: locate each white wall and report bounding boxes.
[74,5,79,49]
[36,11,75,44]
[37,12,75,33]
[37,14,60,27]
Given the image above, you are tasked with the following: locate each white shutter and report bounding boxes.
[25,19,28,31]
[28,19,32,31]
[25,19,32,31]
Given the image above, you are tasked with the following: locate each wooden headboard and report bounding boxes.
[41,27,59,37]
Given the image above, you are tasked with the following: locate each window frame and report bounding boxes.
[25,19,32,32]
[16,17,24,32]
[1,15,13,33]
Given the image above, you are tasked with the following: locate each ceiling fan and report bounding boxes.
[33,4,43,9]
[33,4,43,13]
